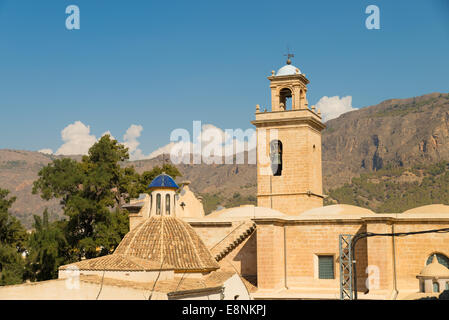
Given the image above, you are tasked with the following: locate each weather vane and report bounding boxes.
[284,47,294,65]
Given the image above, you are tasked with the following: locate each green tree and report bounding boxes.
[0,188,27,285]
[32,136,183,263]
[26,209,72,281]
[33,135,137,259]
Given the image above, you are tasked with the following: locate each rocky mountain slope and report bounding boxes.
[1,92,449,226]
[323,92,449,187]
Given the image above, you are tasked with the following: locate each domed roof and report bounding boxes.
[59,253,174,272]
[114,216,219,272]
[206,205,286,220]
[276,64,301,76]
[418,255,449,278]
[148,173,179,189]
[403,204,449,214]
[301,204,375,217]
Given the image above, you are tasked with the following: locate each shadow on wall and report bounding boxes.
[233,231,257,287]
[352,225,369,293]
[418,290,449,300]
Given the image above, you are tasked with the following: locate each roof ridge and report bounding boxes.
[178,217,206,269]
[160,216,165,265]
[212,221,256,261]
[122,219,147,256]
[209,221,248,251]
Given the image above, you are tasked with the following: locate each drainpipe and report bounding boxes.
[284,225,289,289]
[391,224,398,299]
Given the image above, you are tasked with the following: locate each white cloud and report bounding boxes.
[38,148,53,155]
[41,122,256,164]
[149,141,190,159]
[148,123,256,164]
[122,124,145,161]
[42,122,134,157]
[315,96,357,122]
[55,121,97,155]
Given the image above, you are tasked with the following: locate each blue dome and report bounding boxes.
[148,173,179,189]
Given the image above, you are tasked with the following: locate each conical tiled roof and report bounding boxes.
[59,254,174,271]
[114,216,219,272]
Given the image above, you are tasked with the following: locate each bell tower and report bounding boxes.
[251,58,326,215]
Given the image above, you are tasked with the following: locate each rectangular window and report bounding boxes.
[318,255,334,279]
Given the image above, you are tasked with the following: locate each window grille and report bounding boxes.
[319,255,334,279]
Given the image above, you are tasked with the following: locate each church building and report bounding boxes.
[1,58,449,300]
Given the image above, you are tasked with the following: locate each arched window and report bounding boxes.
[433,282,440,293]
[173,196,176,215]
[150,194,153,211]
[166,194,171,215]
[270,140,283,176]
[426,253,449,268]
[156,194,161,215]
[446,282,449,291]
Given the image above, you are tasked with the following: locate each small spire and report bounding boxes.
[431,254,438,264]
[256,104,260,112]
[284,49,294,65]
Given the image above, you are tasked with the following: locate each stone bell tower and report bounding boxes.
[251,57,326,215]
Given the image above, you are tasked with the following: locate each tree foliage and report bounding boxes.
[0,135,184,284]
[326,161,449,213]
[0,188,27,285]
[32,135,182,262]
[26,209,72,281]
[32,135,136,259]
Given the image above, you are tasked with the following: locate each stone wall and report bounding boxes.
[255,217,449,298]
[257,125,323,215]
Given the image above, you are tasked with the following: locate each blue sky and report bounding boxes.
[0,0,448,156]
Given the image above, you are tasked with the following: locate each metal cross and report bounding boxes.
[284,48,294,64]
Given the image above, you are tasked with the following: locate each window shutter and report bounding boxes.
[318,255,334,279]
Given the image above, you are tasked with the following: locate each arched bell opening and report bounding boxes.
[279,88,292,110]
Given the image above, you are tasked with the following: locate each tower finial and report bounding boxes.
[284,48,294,65]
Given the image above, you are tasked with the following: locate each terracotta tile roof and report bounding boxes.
[78,274,223,294]
[114,216,219,272]
[59,254,174,271]
[210,220,256,261]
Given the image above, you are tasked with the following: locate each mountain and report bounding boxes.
[325,161,449,212]
[322,92,449,188]
[1,92,449,226]
[0,150,67,227]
